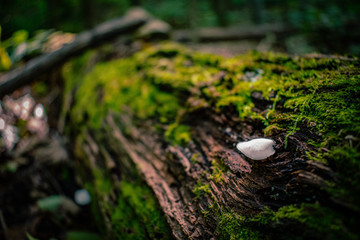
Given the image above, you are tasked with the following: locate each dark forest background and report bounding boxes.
[1,0,360,55]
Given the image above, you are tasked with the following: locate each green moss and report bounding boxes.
[67,49,183,130]
[92,168,112,196]
[82,162,170,239]
[208,159,227,184]
[32,81,48,96]
[209,202,357,240]
[164,123,191,146]
[111,181,170,240]
[73,134,170,239]
[190,153,201,165]
[251,204,358,240]
[326,146,360,206]
[84,182,106,234]
[216,211,261,240]
[193,181,211,199]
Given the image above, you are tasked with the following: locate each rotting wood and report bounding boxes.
[78,109,336,239]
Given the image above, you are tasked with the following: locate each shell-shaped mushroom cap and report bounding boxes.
[236,138,275,160]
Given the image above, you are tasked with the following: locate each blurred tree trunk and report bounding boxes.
[249,0,264,24]
[82,0,96,28]
[188,0,199,42]
[210,0,230,26]
[47,0,60,28]
[130,0,142,6]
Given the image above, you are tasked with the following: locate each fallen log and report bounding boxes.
[0,8,151,98]
[65,43,360,239]
[172,23,294,42]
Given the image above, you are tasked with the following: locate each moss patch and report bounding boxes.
[216,211,261,240]
[164,123,191,146]
[111,181,170,240]
[81,157,170,239]
[250,203,358,240]
[204,202,357,240]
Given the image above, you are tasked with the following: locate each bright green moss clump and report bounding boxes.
[216,211,261,240]
[164,123,191,146]
[70,58,181,128]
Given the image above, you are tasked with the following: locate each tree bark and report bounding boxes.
[77,108,340,239]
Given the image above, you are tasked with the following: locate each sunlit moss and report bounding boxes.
[193,180,211,199]
[216,211,261,240]
[69,57,181,128]
[164,123,191,146]
[208,159,227,184]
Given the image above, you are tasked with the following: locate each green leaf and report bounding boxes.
[10,30,28,45]
[37,195,62,212]
[26,232,40,240]
[0,47,11,71]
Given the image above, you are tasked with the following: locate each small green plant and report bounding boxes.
[208,159,227,183]
[164,123,191,146]
[193,180,211,199]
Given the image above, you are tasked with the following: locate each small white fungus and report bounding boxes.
[74,189,91,205]
[236,138,275,160]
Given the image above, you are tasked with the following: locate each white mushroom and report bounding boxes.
[236,138,275,160]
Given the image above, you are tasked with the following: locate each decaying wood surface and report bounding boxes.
[0,8,151,98]
[78,105,336,239]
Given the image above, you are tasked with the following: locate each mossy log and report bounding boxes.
[64,43,360,239]
[172,23,293,42]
